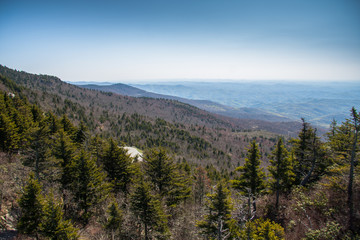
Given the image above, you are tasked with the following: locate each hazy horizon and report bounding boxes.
[1,0,360,82]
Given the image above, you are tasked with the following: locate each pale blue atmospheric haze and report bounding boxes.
[0,0,359,82]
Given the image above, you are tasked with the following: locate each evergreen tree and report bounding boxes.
[130,178,168,240]
[268,138,295,211]
[145,148,175,196]
[239,218,285,240]
[104,200,123,240]
[60,114,75,136]
[144,148,191,207]
[102,139,134,194]
[232,140,266,214]
[45,111,60,135]
[25,122,50,180]
[53,131,76,192]
[71,150,110,224]
[73,121,87,145]
[40,191,79,240]
[0,113,19,152]
[17,173,44,239]
[291,119,330,186]
[197,181,236,240]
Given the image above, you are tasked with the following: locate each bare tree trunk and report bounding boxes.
[348,108,358,234]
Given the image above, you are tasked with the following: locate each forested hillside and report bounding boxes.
[0,67,359,239]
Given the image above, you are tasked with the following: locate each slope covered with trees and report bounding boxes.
[0,66,359,239]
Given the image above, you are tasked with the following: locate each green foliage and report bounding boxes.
[71,150,111,224]
[144,148,191,207]
[197,181,237,239]
[303,221,341,240]
[291,119,330,185]
[24,122,51,180]
[104,200,123,240]
[232,141,266,204]
[239,218,285,240]
[53,131,76,192]
[102,139,134,194]
[17,173,44,237]
[40,191,79,240]
[0,112,19,152]
[268,138,295,209]
[130,178,168,239]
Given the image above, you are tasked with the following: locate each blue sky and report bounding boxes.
[0,0,359,82]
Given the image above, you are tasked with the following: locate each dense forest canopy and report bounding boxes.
[0,68,359,239]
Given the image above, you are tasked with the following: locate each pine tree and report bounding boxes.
[102,139,134,194]
[60,114,75,136]
[71,150,110,224]
[197,181,236,240]
[17,173,44,239]
[45,111,60,135]
[144,148,174,196]
[25,122,50,180]
[40,191,79,240]
[291,119,330,186]
[73,121,87,145]
[232,140,266,214]
[130,178,168,240]
[144,148,191,207]
[0,113,19,152]
[239,218,285,240]
[104,200,123,240]
[53,131,76,192]
[268,138,295,211]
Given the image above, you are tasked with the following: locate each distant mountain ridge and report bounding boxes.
[80,83,292,122]
[131,82,360,127]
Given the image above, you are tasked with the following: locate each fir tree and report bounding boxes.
[71,150,110,224]
[53,131,76,192]
[291,119,330,186]
[268,138,295,211]
[0,113,19,152]
[45,111,60,135]
[104,200,123,240]
[40,191,79,240]
[197,181,236,240]
[145,148,191,207]
[144,148,174,196]
[25,122,50,180]
[60,114,75,136]
[130,178,168,240]
[232,140,266,214]
[102,139,134,194]
[73,121,87,145]
[17,173,44,239]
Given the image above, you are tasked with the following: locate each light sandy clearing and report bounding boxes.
[123,146,143,162]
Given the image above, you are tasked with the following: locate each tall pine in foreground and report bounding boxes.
[232,140,266,215]
[130,178,168,240]
[104,200,123,240]
[144,148,191,208]
[268,138,295,211]
[197,181,236,240]
[71,150,110,224]
[102,138,134,194]
[40,191,79,240]
[17,173,43,239]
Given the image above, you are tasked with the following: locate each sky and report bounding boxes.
[0,0,360,82]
